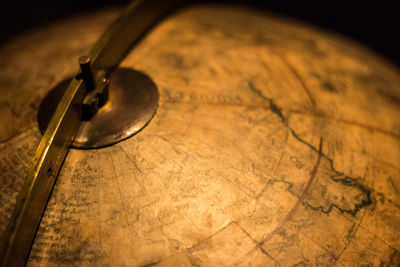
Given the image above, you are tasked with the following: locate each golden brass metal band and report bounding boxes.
[90,0,185,71]
[0,0,188,265]
[0,80,86,266]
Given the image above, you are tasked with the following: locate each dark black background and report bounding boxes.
[1,0,399,67]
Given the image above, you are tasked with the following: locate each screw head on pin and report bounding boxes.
[78,55,95,91]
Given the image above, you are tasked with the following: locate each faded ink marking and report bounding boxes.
[247,80,372,216]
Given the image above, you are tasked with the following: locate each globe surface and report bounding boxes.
[0,5,399,266]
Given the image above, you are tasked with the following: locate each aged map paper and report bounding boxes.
[1,5,399,266]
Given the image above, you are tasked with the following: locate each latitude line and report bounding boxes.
[232,137,324,266]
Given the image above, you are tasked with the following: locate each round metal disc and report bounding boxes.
[38,68,159,148]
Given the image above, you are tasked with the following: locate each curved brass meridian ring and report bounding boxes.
[0,0,197,265]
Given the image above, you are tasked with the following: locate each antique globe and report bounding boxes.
[0,1,399,266]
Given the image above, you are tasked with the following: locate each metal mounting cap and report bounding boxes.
[38,68,159,149]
